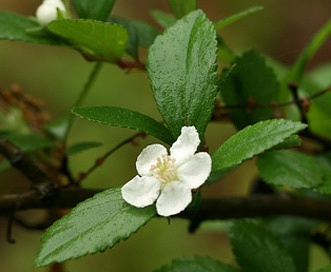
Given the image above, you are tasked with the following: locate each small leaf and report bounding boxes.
[154,256,237,272]
[230,220,297,272]
[287,19,331,83]
[48,19,128,62]
[214,6,264,30]
[109,16,159,59]
[257,150,323,189]
[35,188,156,267]
[44,115,70,140]
[167,0,198,18]
[151,10,177,28]
[66,141,102,156]
[71,0,116,21]
[0,11,62,45]
[220,50,280,129]
[72,106,174,144]
[148,10,218,139]
[212,119,307,172]
[2,133,53,152]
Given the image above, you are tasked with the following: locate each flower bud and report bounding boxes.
[36,0,65,26]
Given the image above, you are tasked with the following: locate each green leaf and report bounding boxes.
[48,19,128,62]
[212,119,306,172]
[220,50,280,129]
[257,150,323,189]
[151,10,177,29]
[315,154,331,195]
[109,16,159,59]
[287,19,331,83]
[72,106,174,145]
[44,115,70,140]
[66,141,102,156]
[148,10,218,139]
[71,0,116,21]
[2,133,53,152]
[0,11,62,45]
[167,0,198,18]
[35,188,156,267]
[154,256,237,272]
[230,220,297,272]
[264,216,318,272]
[214,6,264,30]
[270,135,301,151]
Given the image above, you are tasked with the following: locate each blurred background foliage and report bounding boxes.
[0,0,330,271]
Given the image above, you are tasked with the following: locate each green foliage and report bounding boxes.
[286,19,331,83]
[167,0,198,18]
[151,10,177,29]
[148,10,218,139]
[0,132,53,152]
[109,16,159,59]
[0,11,62,45]
[154,256,237,272]
[34,188,156,267]
[230,220,297,272]
[214,6,264,30]
[315,266,331,272]
[264,217,318,272]
[72,106,174,144]
[220,50,279,129]
[47,19,128,62]
[212,119,306,172]
[257,150,323,189]
[71,0,116,21]
[65,141,102,155]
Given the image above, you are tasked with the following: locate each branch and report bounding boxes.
[1,187,331,230]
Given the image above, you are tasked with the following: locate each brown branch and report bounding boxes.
[0,137,55,198]
[1,187,331,231]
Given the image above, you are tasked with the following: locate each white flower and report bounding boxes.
[121,126,212,217]
[36,0,65,26]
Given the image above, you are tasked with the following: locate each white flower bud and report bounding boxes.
[36,0,65,26]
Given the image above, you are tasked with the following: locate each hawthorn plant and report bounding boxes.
[0,0,331,271]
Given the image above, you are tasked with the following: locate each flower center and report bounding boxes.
[150,155,178,185]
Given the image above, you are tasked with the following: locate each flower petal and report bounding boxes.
[136,144,167,176]
[177,152,212,189]
[156,182,192,216]
[121,176,160,208]
[170,126,200,165]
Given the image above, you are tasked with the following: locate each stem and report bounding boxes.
[64,62,103,141]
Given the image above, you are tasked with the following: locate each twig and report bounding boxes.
[77,132,145,182]
[0,137,55,198]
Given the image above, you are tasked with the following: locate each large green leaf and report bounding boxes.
[315,153,331,195]
[167,0,198,18]
[220,50,280,129]
[264,216,318,272]
[230,220,297,272]
[154,256,237,272]
[148,10,218,139]
[72,106,174,144]
[35,188,156,267]
[0,11,62,45]
[257,150,323,189]
[71,0,116,21]
[212,119,306,172]
[48,19,128,62]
